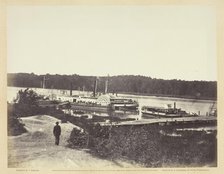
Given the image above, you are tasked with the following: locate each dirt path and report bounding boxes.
[8,115,139,168]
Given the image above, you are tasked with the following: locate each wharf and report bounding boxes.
[102,116,217,127]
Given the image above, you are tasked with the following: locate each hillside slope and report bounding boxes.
[8,115,139,168]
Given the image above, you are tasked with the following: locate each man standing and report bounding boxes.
[53,122,61,145]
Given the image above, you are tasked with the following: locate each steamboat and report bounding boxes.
[56,76,139,113]
[141,102,197,118]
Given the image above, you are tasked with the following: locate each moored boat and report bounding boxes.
[57,94,139,113]
[56,76,139,113]
[141,102,197,118]
[110,98,139,111]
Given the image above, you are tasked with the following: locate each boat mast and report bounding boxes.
[42,76,49,89]
[70,82,73,96]
[43,76,46,88]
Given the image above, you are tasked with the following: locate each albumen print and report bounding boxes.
[7,5,217,168]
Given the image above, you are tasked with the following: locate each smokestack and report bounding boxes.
[70,82,73,96]
[93,77,98,97]
[104,74,109,94]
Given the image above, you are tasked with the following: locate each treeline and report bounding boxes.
[7,73,217,100]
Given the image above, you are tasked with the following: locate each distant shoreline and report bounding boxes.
[118,92,217,101]
[7,73,217,101]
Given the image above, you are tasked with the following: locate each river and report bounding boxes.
[7,86,216,116]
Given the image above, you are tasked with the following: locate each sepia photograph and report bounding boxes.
[5,4,218,170]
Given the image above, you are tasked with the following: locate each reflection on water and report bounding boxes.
[7,87,216,119]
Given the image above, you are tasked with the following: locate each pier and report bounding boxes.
[101,115,217,127]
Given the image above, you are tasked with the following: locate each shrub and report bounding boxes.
[8,104,27,136]
[68,123,217,167]
[67,128,88,148]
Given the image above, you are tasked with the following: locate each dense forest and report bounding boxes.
[7,73,217,100]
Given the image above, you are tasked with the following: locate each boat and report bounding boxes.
[56,75,139,113]
[110,98,139,111]
[68,94,139,113]
[141,102,196,118]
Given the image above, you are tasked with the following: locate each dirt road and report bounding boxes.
[8,115,139,168]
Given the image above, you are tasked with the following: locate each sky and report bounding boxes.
[7,6,217,81]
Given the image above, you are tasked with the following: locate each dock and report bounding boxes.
[101,116,217,127]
